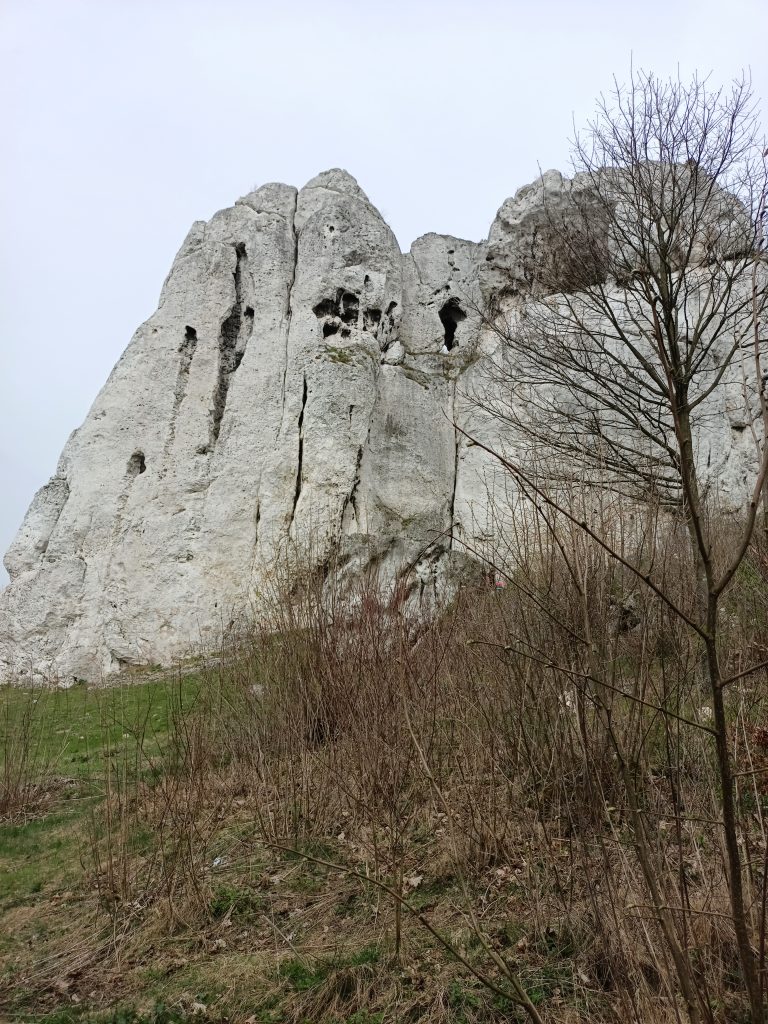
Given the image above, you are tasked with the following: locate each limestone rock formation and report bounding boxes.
[0,169,761,682]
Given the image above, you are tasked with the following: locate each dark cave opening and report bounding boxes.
[439,300,466,351]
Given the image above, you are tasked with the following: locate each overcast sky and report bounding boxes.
[1,0,766,585]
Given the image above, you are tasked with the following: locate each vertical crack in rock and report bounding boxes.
[253,501,261,549]
[448,381,460,549]
[281,193,300,417]
[342,398,377,534]
[249,194,297,571]
[340,445,364,531]
[161,326,198,475]
[209,244,251,452]
[289,375,308,529]
[379,301,399,353]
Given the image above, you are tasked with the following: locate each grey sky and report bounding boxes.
[1,0,766,585]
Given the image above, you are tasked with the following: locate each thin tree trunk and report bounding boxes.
[705,626,764,1024]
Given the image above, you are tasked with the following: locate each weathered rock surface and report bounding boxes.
[0,169,761,681]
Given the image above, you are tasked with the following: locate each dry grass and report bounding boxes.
[2,510,768,1021]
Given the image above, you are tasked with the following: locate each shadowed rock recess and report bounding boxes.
[0,169,759,681]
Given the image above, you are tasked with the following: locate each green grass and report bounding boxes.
[209,882,265,920]
[0,806,94,907]
[280,944,382,992]
[0,676,201,780]
[0,674,204,1021]
[0,675,201,962]
[324,345,353,364]
[0,676,202,907]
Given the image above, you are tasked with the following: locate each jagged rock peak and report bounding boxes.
[301,168,370,202]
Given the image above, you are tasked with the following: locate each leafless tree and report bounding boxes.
[482,72,767,513]
[473,69,768,1023]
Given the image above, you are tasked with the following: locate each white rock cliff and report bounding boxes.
[0,169,760,681]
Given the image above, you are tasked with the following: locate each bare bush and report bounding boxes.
[72,512,768,1020]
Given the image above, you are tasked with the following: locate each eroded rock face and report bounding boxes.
[0,170,486,681]
[0,168,761,681]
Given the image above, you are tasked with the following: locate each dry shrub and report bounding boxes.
[0,686,64,821]
[82,509,768,1022]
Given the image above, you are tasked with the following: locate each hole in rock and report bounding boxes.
[313,289,361,338]
[439,299,466,351]
[244,306,254,319]
[364,308,381,333]
[340,292,359,324]
[127,451,146,477]
[313,297,337,318]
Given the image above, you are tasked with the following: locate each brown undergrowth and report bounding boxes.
[3,513,768,1022]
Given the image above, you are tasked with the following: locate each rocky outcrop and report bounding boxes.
[0,169,761,682]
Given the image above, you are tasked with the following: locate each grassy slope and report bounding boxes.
[0,678,206,1024]
[4,554,765,1024]
[0,674,585,1024]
